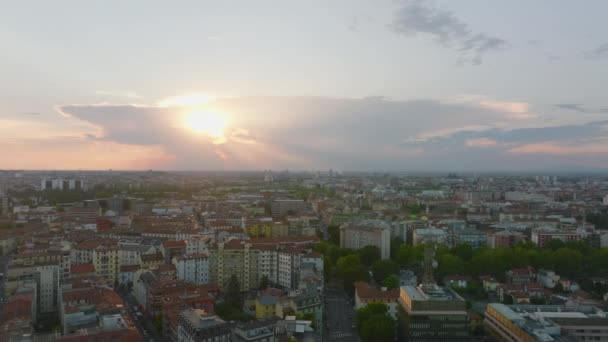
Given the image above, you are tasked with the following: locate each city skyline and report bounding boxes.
[2,0,608,171]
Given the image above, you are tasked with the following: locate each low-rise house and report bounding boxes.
[444,275,472,288]
[399,270,417,287]
[354,281,399,319]
[506,267,536,285]
[479,275,499,292]
[537,269,560,289]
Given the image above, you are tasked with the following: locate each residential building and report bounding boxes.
[453,229,486,248]
[92,244,120,285]
[531,227,581,248]
[177,309,231,342]
[412,227,449,246]
[399,270,417,287]
[354,282,400,319]
[271,200,306,217]
[537,269,560,289]
[506,267,536,285]
[6,261,60,316]
[340,219,391,259]
[487,230,525,248]
[173,253,210,284]
[232,320,278,342]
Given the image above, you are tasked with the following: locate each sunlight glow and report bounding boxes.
[184,111,228,144]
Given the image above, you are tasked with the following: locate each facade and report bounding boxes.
[93,245,120,285]
[506,268,536,285]
[485,304,608,341]
[211,240,259,291]
[40,178,85,191]
[6,261,60,316]
[412,228,449,246]
[397,284,470,341]
[118,243,155,266]
[339,220,391,259]
[537,269,560,289]
[173,253,210,285]
[488,230,525,248]
[354,282,400,319]
[453,229,486,248]
[177,309,231,342]
[531,227,581,248]
[233,320,277,342]
[271,200,306,217]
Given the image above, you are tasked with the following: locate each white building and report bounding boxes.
[537,269,560,289]
[412,227,449,246]
[278,249,301,289]
[118,244,155,266]
[40,178,85,191]
[340,220,391,259]
[603,194,608,206]
[173,253,210,284]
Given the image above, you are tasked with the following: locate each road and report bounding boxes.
[0,254,11,320]
[123,293,165,342]
[323,287,359,342]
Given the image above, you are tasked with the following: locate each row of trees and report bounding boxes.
[392,238,608,280]
[315,235,608,295]
[356,303,395,342]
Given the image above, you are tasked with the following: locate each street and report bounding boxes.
[324,287,359,342]
[0,254,10,320]
[123,293,165,342]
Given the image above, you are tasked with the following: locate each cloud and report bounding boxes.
[556,103,608,114]
[391,0,507,65]
[464,137,499,148]
[507,141,608,156]
[584,43,608,59]
[94,90,142,99]
[0,94,592,171]
[0,136,173,170]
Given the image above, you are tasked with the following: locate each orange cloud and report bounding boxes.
[464,137,499,147]
[0,137,174,170]
[507,141,608,155]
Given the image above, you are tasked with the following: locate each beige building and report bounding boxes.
[339,220,391,259]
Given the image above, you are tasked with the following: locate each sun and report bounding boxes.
[184,111,228,143]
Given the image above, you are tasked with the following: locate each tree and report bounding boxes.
[358,245,381,266]
[356,303,395,342]
[503,295,514,305]
[436,254,465,277]
[551,248,583,277]
[259,275,269,290]
[390,237,403,260]
[546,239,566,250]
[384,275,399,290]
[226,275,242,309]
[327,224,340,245]
[337,254,361,271]
[371,260,399,285]
[451,243,473,262]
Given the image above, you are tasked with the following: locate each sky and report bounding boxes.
[1,0,608,171]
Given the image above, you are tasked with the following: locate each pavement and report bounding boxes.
[123,293,165,342]
[323,287,359,342]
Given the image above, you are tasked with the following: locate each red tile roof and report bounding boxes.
[71,263,95,274]
[162,240,187,249]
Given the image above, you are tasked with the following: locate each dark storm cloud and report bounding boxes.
[584,43,608,59]
[391,0,507,65]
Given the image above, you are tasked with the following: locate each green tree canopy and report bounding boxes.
[371,259,400,285]
[384,274,399,290]
[358,245,381,266]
